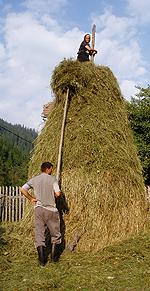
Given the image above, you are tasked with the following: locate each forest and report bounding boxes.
[127,85,150,185]
[0,118,37,186]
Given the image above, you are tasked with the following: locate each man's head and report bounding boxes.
[41,162,53,175]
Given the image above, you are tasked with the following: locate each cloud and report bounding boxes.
[22,0,68,15]
[96,38,146,79]
[93,9,147,98]
[0,3,149,129]
[0,43,6,61]
[120,80,139,100]
[0,11,82,129]
[127,0,150,23]
[92,8,137,42]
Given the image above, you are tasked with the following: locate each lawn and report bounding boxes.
[1,224,150,290]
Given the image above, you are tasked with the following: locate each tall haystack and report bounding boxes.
[29,59,148,252]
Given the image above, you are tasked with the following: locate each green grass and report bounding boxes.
[1,223,150,291]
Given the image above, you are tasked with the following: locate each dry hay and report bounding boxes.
[27,59,148,252]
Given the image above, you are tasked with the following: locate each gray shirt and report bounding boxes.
[22,173,60,211]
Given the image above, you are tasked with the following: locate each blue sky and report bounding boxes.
[0,0,150,130]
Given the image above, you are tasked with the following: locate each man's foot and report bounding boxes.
[37,245,47,266]
[51,243,60,262]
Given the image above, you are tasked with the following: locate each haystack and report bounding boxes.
[29,59,148,252]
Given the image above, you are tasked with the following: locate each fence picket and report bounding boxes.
[12,186,15,222]
[15,187,19,221]
[0,187,3,221]
[5,186,8,222]
[19,188,22,221]
[22,194,26,218]
[0,186,4,221]
[0,186,26,222]
[8,186,11,222]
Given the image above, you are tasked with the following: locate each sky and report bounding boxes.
[0,0,150,130]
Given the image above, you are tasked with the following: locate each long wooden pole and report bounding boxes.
[91,24,96,63]
[56,88,69,184]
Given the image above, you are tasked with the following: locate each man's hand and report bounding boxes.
[55,191,61,198]
[92,49,97,55]
[31,197,37,204]
[89,49,97,56]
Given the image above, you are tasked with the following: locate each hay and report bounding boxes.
[28,59,148,252]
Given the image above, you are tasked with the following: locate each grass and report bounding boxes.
[1,222,150,290]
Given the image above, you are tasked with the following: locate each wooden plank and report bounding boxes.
[15,187,18,221]
[3,186,5,222]
[8,186,11,222]
[0,186,4,222]
[56,88,69,185]
[5,186,8,222]
[12,186,15,222]
[1,186,4,222]
[19,187,22,221]
[91,24,96,62]
[22,194,26,219]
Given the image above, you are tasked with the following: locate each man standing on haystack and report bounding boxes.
[20,162,61,266]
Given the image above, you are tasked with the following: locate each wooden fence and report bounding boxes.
[0,186,26,222]
[0,185,149,223]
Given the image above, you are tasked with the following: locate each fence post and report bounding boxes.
[1,186,5,221]
[22,189,26,218]
[0,186,4,221]
[3,186,6,222]
[8,186,11,222]
[15,186,18,221]
[19,187,22,221]
[12,186,15,222]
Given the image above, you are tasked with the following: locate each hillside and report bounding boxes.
[0,118,37,185]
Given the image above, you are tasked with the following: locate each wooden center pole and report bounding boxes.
[56,88,69,184]
[91,24,96,63]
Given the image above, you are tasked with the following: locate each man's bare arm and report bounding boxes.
[20,187,37,203]
[85,44,92,51]
[85,44,97,53]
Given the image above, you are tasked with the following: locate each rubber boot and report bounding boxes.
[51,243,60,262]
[37,245,47,266]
